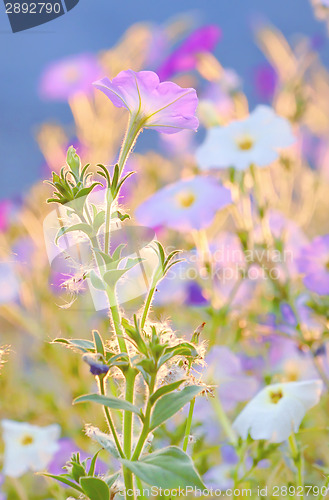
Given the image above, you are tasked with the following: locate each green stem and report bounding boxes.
[288,433,304,499]
[140,285,156,331]
[118,117,142,176]
[183,398,195,452]
[132,376,156,461]
[104,194,112,256]
[106,286,127,353]
[211,395,237,444]
[98,376,125,458]
[123,369,136,499]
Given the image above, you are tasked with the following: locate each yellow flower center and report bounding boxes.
[21,434,34,446]
[236,135,254,151]
[269,389,283,404]
[64,67,80,84]
[175,190,196,208]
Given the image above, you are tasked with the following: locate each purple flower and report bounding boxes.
[253,63,277,101]
[153,252,207,306]
[157,25,221,81]
[211,232,258,307]
[39,54,101,101]
[93,70,199,134]
[0,263,19,305]
[296,235,329,295]
[0,201,11,232]
[135,176,231,232]
[205,346,260,411]
[48,438,108,477]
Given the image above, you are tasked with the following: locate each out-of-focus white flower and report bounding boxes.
[233,380,323,443]
[196,105,295,171]
[1,420,60,477]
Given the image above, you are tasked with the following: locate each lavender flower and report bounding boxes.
[48,438,107,476]
[205,346,259,411]
[135,176,231,232]
[39,54,101,101]
[93,69,199,134]
[296,235,329,295]
[157,25,221,81]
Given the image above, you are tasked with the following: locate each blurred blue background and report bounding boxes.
[0,0,327,198]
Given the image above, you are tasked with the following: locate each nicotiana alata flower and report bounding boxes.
[39,54,101,101]
[233,380,323,443]
[196,105,295,170]
[135,176,231,232]
[157,25,221,81]
[1,420,61,477]
[93,69,199,134]
[296,234,329,295]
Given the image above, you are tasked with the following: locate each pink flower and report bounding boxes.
[39,53,101,101]
[93,70,199,134]
[157,25,221,81]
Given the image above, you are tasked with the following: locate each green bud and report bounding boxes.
[67,146,81,178]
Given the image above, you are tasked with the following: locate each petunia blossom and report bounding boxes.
[39,54,101,101]
[296,235,329,295]
[157,25,221,81]
[135,176,231,232]
[48,437,108,477]
[196,105,295,170]
[93,69,199,134]
[1,420,61,477]
[205,346,259,411]
[233,380,323,443]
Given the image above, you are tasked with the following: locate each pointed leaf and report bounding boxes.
[55,223,92,245]
[120,446,205,490]
[80,477,110,500]
[43,473,84,493]
[150,385,202,431]
[93,330,105,357]
[149,380,185,405]
[73,393,142,418]
[89,270,107,291]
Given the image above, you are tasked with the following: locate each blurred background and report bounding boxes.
[0,0,328,198]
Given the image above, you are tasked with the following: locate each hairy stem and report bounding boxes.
[98,376,125,458]
[132,376,156,461]
[288,433,304,499]
[140,285,156,331]
[183,397,195,452]
[123,369,137,499]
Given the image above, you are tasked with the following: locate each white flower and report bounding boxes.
[196,105,295,170]
[1,420,61,477]
[232,380,323,443]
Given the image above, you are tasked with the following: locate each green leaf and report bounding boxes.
[105,472,120,488]
[52,338,95,353]
[120,446,205,490]
[43,473,84,493]
[150,385,202,431]
[73,393,143,418]
[111,243,126,262]
[80,477,110,500]
[93,210,105,232]
[70,461,86,482]
[55,223,92,245]
[88,450,102,476]
[92,330,105,357]
[89,270,107,291]
[149,380,185,405]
